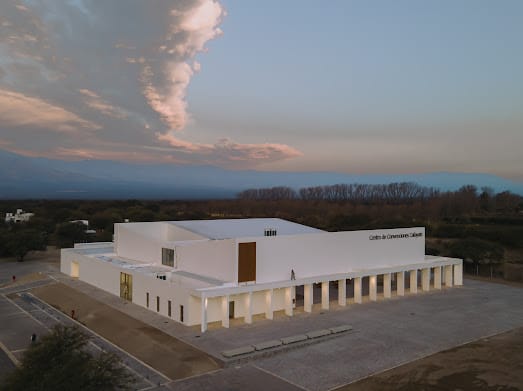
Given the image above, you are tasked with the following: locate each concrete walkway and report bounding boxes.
[0,287,161,389]
[44,272,523,390]
[2,259,523,391]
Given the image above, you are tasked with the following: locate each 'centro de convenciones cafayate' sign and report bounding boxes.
[369,232,423,241]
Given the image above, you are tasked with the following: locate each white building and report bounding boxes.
[61,218,463,332]
[5,209,34,223]
[69,220,96,235]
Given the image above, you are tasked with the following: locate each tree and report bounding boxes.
[1,325,132,391]
[479,186,495,212]
[55,222,88,248]
[5,229,47,261]
[449,238,504,277]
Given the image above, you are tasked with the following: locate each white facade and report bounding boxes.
[5,209,34,223]
[61,218,463,332]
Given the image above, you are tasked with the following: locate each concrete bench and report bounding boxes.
[306,329,332,339]
[281,334,308,345]
[329,325,353,334]
[254,340,282,351]
[221,345,255,358]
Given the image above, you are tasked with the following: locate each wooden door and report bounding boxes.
[238,242,256,283]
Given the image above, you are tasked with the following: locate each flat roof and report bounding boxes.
[169,218,324,240]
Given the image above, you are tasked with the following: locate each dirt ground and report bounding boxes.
[32,283,220,380]
[465,274,523,288]
[339,327,523,391]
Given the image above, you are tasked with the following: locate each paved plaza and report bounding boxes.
[1,257,522,390]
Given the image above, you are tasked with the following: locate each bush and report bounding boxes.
[1,325,132,391]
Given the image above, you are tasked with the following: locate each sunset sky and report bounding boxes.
[0,0,522,180]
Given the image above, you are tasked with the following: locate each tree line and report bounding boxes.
[238,183,521,210]
[1,185,521,281]
[238,182,441,202]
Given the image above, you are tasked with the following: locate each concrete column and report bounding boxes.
[221,295,229,328]
[304,284,313,312]
[354,277,362,304]
[445,265,453,287]
[244,292,253,324]
[383,273,391,299]
[265,289,273,320]
[454,264,463,286]
[338,279,347,306]
[321,281,330,310]
[201,296,208,333]
[369,275,377,301]
[421,268,430,292]
[285,287,293,316]
[396,271,404,296]
[410,270,418,294]
[292,285,296,308]
[434,266,442,289]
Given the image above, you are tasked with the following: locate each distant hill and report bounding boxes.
[0,149,522,199]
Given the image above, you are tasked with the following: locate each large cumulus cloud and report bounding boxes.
[0,0,301,167]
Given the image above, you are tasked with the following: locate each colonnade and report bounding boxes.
[200,263,463,332]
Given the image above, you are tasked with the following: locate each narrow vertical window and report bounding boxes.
[180,305,184,323]
[161,248,175,267]
[146,292,149,308]
[156,296,160,312]
[168,300,172,317]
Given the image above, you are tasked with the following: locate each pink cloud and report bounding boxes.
[51,146,187,164]
[142,0,225,130]
[141,62,194,130]
[0,88,100,132]
[78,88,127,119]
[156,133,302,167]
[0,138,12,147]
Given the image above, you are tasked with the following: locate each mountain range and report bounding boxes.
[0,149,521,199]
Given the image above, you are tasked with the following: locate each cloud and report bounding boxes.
[15,4,29,12]
[78,88,127,119]
[0,88,100,132]
[157,132,211,152]
[0,137,11,147]
[141,0,225,130]
[156,133,302,167]
[141,62,195,130]
[0,0,302,168]
[51,146,187,164]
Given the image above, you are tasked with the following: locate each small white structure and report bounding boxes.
[69,220,96,235]
[61,218,463,332]
[5,209,34,223]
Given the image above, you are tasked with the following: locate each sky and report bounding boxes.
[0,0,522,180]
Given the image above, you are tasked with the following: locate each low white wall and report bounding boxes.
[61,248,194,325]
[132,272,192,324]
[61,249,121,297]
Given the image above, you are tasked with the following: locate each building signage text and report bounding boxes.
[369,232,423,241]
